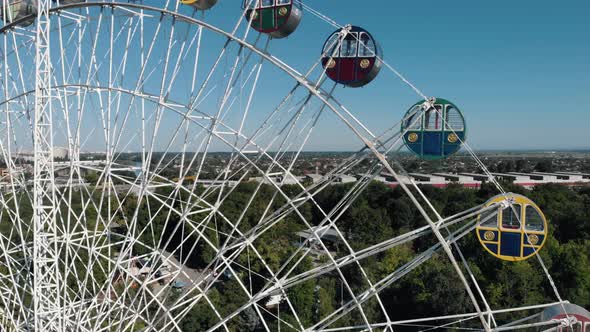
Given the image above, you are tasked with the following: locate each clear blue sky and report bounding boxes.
[199,0,589,151]
[50,1,587,153]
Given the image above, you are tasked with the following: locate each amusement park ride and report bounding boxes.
[0,0,586,331]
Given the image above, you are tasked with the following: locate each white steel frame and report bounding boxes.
[0,1,573,331]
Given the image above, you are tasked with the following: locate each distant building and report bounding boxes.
[295,226,342,260]
[333,174,356,184]
[305,173,323,184]
[11,146,69,161]
[409,173,446,185]
[250,173,303,186]
[433,173,481,188]
[295,226,341,244]
[0,167,24,179]
[556,172,590,181]
[53,147,69,160]
[265,295,283,309]
[276,173,301,185]
[380,171,590,189]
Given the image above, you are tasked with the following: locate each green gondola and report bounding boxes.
[242,0,303,39]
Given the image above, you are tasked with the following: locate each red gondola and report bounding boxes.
[321,25,383,88]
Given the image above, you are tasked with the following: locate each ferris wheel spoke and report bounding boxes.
[138,16,185,189]
[311,221,477,331]
[0,193,31,324]
[193,146,377,272]
[270,162,492,328]
[145,189,316,330]
[183,44,266,206]
[0,233,28,328]
[195,102,323,234]
[184,1,258,112]
[92,192,202,326]
[95,201,240,330]
[164,145,386,329]
[121,25,227,190]
[194,96,394,249]
[202,48,279,253]
[357,142,494,330]
[0,44,32,274]
[162,89,298,240]
[67,169,144,310]
[380,134,498,329]
[7,30,34,131]
[280,205,498,294]
[249,157,390,328]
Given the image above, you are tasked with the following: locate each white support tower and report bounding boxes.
[33,0,61,330]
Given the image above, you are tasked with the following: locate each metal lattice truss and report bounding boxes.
[0,1,571,331]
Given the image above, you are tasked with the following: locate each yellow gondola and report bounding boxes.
[180,0,217,11]
[476,193,548,261]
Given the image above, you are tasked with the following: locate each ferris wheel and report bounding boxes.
[0,0,582,331]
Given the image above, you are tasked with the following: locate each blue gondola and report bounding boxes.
[401,98,466,160]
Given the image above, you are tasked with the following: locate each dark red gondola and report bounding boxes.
[321,25,383,88]
[242,0,303,39]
